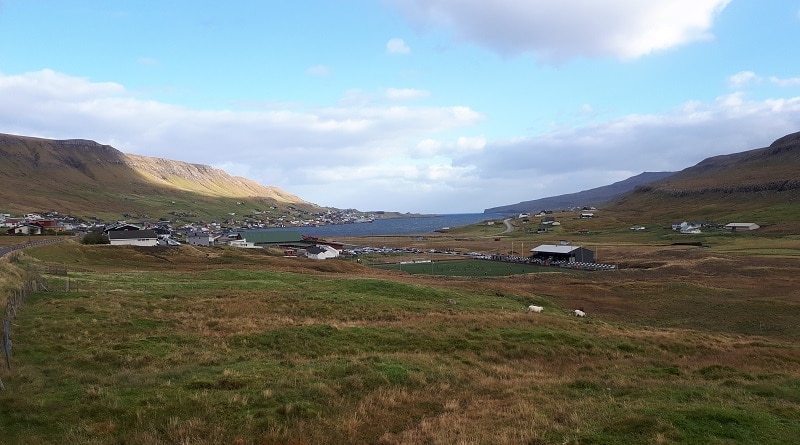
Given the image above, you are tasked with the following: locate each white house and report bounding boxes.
[725,223,760,232]
[8,223,42,235]
[186,231,214,246]
[108,229,159,246]
[306,245,340,260]
[674,221,702,234]
[228,239,261,249]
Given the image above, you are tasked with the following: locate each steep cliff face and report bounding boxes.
[0,132,312,218]
[123,153,302,202]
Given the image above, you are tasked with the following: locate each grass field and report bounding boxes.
[1,232,799,444]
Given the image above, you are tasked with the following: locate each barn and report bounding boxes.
[530,244,595,263]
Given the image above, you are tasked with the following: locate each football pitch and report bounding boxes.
[374,259,574,277]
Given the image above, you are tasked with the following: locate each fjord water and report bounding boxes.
[256,213,504,237]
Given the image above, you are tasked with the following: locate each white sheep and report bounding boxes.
[527,305,544,313]
[573,309,586,317]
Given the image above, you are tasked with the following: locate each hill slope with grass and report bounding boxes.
[611,131,800,229]
[0,132,318,220]
[484,171,675,215]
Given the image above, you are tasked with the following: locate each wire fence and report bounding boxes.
[0,237,65,390]
[1,275,48,390]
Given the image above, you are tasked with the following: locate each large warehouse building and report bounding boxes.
[530,244,595,263]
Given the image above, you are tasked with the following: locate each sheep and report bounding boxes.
[527,305,544,313]
[573,309,586,317]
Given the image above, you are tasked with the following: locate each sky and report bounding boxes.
[1,1,800,214]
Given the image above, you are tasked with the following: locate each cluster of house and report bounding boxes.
[671,221,760,234]
[0,211,346,260]
[0,212,81,235]
[517,210,587,233]
[105,223,342,260]
[184,230,342,259]
[217,207,381,230]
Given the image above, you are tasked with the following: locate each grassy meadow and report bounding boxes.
[1,225,800,444]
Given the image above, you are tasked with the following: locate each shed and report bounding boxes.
[530,244,595,263]
[725,223,760,232]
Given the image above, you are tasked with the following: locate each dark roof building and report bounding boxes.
[108,229,159,246]
[530,244,595,263]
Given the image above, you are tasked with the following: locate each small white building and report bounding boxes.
[108,229,159,246]
[8,223,42,235]
[306,245,340,260]
[674,221,702,234]
[228,239,261,249]
[725,222,760,232]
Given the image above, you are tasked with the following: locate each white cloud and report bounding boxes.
[386,38,411,54]
[728,71,761,89]
[385,87,430,101]
[137,57,159,66]
[770,76,800,88]
[455,94,800,184]
[389,0,730,61]
[409,136,485,158]
[306,64,332,77]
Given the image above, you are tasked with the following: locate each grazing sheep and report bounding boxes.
[527,305,544,313]
[573,309,586,317]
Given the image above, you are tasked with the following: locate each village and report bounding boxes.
[0,208,388,239]
[0,208,763,268]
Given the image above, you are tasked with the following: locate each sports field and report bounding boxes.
[374,258,577,276]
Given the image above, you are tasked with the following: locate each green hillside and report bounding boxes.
[0,133,321,221]
[610,131,800,231]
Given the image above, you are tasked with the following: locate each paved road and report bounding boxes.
[0,238,65,259]
[496,218,514,235]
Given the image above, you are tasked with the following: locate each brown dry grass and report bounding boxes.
[4,235,800,444]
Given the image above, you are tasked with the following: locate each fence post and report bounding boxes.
[3,317,10,370]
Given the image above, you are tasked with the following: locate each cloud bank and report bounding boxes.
[1,69,799,213]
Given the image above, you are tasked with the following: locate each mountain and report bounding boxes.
[611,131,800,228]
[0,133,317,220]
[484,171,675,215]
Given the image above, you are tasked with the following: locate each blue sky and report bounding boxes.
[1,0,800,213]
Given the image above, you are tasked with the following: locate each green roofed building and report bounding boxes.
[236,230,310,248]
